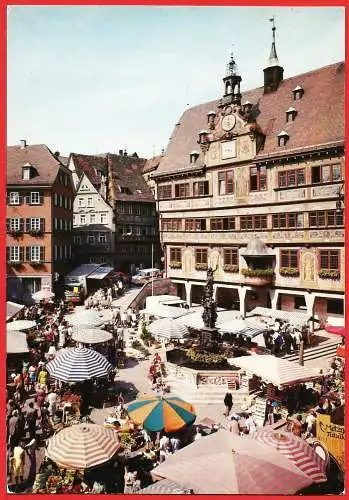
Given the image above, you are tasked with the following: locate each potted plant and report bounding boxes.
[279,267,300,277]
[31,260,45,267]
[9,229,23,237]
[223,264,239,273]
[8,260,23,268]
[318,269,340,280]
[169,261,182,269]
[241,267,274,286]
[195,263,208,271]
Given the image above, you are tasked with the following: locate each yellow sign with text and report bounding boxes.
[316,414,345,471]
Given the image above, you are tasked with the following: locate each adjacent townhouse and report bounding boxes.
[7,141,75,303]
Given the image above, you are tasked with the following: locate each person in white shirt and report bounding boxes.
[245,415,257,436]
[305,411,316,437]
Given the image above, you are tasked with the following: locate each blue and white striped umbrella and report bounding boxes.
[46,347,113,382]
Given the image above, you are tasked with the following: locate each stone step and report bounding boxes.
[282,342,338,363]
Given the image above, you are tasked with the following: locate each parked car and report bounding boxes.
[131,268,161,286]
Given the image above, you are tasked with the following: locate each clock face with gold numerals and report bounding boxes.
[221,114,236,132]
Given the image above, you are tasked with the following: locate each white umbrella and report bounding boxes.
[32,289,55,302]
[6,320,37,331]
[72,328,113,344]
[148,318,189,340]
[66,310,105,329]
[7,330,29,353]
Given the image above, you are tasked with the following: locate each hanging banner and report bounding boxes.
[316,414,345,471]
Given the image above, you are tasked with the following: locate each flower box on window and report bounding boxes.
[8,260,23,268]
[195,263,208,271]
[223,264,239,273]
[30,260,45,267]
[241,267,274,286]
[29,229,44,237]
[169,261,182,269]
[9,229,23,237]
[318,269,340,280]
[279,267,300,277]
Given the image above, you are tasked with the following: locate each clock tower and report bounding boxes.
[222,52,242,106]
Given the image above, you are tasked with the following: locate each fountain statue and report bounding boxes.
[200,266,220,351]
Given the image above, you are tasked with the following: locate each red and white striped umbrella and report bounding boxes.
[46,423,122,469]
[252,430,327,483]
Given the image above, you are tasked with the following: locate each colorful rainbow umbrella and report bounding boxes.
[127,395,196,433]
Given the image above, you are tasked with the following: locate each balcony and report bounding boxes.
[241,268,274,286]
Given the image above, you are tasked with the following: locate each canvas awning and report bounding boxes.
[218,319,267,338]
[6,301,25,321]
[7,330,29,354]
[231,354,321,387]
[87,266,114,280]
[175,309,239,330]
[247,307,309,328]
[139,305,191,320]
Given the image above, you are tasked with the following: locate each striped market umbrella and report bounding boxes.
[46,423,122,469]
[6,320,37,331]
[46,347,113,382]
[72,328,113,344]
[152,430,313,494]
[148,318,189,340]
[252,429,327,483]
[127,395,196,433]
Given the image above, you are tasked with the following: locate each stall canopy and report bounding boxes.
[140,305,191,320]
[7,330,29,354]
[218,319,267,338]
[247,307,309,328]
[6,301,25,321]
[325,316,345,336]
[175,309,238,330]
[232,355,320,387]
[137,479,192,494]
[87,266,114,280]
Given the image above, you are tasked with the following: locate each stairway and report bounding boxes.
[281,340,339,364]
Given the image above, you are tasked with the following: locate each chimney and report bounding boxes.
[20,139,27,149]
[119,149,123,156]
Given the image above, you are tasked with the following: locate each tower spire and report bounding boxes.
[267,15,279,67]
[222,46,242,106]
[225,49,238,77]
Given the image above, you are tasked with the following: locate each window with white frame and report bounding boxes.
[98,232,107,243]
[73,215,77,225]
[9,246,20,261]
[30,192,40,205]
[29,246,41,261]
[9,218,21,231]
[90,214,96,224]
[87,197,93,207]
[22,167,31,180]
[80,214,86,225]
[88,234,95,245]
[100,213,107,224]
[54,245,58,260]
[59,219,63,230]
[30,218,41,231]
[9,192,20,205]
[74,235,81,245]
[78,198,85,207]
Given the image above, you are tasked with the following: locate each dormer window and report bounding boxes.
[207,111,216,129]
[198,129,208,144]
[190,151,199,164]
[22,162,33,180]
[243,101,253,113]
[277,131,289,147]
[292,85,304,100]
[286,107,297,122]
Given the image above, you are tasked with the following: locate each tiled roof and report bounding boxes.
[70,153,108,186]
[143,155,162,174]
[107,154,155,203]
[156,61,344,175]
[7,144,64,185]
